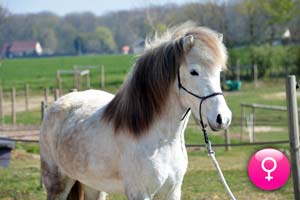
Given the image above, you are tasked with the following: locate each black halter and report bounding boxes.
[177,69,222,152]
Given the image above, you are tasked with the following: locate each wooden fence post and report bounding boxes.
[224,128,231,151]
[252,107,255,142]
[73,69,78,89]
[78,75,82,91]
[246,114,254,143]
[41,101,46,122]
[44,88,49,105]
[236,59,240,81]
[87,72,91,89]
[25,84,29,111]
[286,75,300,200]
[0,86,3,125]
[253,64,258,88]
[40,101,46,188]
[54,89,60,101]
[101,65,105,88]
[11,88,16,125]
[240,104,245,141]
[56,71,62,95]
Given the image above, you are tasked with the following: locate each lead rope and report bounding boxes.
[199,100,237,200]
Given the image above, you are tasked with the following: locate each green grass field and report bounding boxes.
[0,55,135,93]
[0,55,296,199]
[0,143,293,200]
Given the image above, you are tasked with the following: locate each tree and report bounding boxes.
[75,32,101,53]
[74,36,84,55]
[238,0,262,43]
[262,0,295,25]
[290,0,300,41]
[41,28,58,53]
[0,6,9,27]
[95,26,116,53]
[64,12,96,33]
[56,22,77,53]
[0,6,10,48]
[1,0,300,54]
[260,0,295,41]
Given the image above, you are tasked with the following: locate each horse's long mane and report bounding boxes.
[102,22,226,137]
[102,25,192,136]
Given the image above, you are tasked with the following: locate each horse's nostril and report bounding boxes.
[216,114,222,125]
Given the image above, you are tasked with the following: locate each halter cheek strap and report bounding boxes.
[177,70,222,124]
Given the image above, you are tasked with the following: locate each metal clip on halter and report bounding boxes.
[204,132,214,155]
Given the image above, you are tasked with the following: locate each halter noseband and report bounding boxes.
[177,69,222,152]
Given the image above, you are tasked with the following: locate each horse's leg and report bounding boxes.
[153,181,182,200]
[82,184,100,200]
[41,159,77,200]
[164,183,182,200]
[99,192,107,200]
[125,192,151,200]
[121,164,153,199]
[124,184,151,200]
[81,184,108,200]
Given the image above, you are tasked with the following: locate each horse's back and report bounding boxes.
[46,89,113,119]
[40,89,115,176]
[41,89,113,136]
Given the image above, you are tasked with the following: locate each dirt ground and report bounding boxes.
[0,125,40,141]
[262,91,300,100]
[1,95,54,115]
[0,94,51,141]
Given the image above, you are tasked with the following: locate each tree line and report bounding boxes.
[0,0,299,55]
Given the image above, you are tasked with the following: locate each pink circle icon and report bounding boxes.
[248,148,290,190]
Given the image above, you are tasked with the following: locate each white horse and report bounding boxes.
[40,23,232,200]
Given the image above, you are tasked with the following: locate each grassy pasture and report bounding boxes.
[0,55,296,199]
[0,143,292,200]
[0,55,134,93]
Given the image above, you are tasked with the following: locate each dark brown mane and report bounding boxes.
[102,39,185,137]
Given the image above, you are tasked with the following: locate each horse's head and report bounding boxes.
[178,27,231,131]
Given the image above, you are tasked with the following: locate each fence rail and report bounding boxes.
[240,102,296,143]
[241,103,300,112]
[186,140,289,148]
[0,136,290,147]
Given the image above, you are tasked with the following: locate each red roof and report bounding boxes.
[9,41,37,53]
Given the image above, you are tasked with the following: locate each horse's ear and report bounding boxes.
[182,35,194,52]
[218,33,223,42]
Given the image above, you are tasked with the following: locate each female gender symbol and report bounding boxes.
[261,157,277,181]
[248,148,290,190]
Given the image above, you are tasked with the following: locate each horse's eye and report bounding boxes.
[190,70,199,76]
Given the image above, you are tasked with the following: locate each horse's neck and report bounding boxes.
[149,91,188,141]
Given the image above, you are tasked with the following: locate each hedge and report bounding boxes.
[228,45,300,79]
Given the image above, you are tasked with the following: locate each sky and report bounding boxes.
[0,0,196,16]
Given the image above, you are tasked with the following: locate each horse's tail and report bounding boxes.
[67,181,83,200]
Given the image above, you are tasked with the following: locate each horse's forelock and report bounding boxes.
[186,27,227,69]
[102,38,186,137]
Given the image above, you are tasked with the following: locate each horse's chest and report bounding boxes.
[156,147,187,179]
[148,146,187,196]
[142,144,188,189]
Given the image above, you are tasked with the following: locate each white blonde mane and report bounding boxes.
[145,21,197,50]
